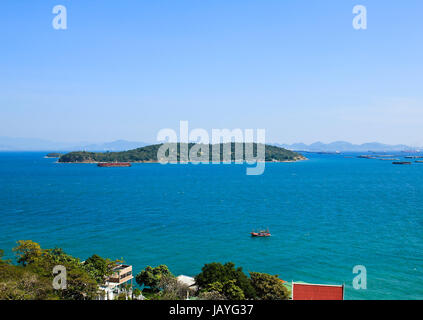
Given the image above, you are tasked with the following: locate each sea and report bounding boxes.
[0,151,422,300]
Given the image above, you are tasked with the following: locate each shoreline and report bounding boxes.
[57,158,308,164]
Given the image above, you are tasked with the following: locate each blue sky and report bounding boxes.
[1,0,422,145]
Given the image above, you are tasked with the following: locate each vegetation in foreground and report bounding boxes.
[58,143,306,163]
[0,241,290,300]
[0,241,119,300]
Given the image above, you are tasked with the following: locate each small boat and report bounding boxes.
[392,161,412,165]
[251,229,271,237]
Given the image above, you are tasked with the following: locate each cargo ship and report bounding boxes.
[392,161,412,165]
[97,162,131,167]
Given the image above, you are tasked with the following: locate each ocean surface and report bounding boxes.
[1,152,423,300]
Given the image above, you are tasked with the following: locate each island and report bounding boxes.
[45,152,63,158]
[58,143,306,163]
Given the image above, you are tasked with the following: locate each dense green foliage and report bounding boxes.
[204,279,245,300]
[197,290,226,300]
[83,254,119,284]
[58,143,305,163]
[135,265,173,291]
[0,261,56,300]
[12,240,42,266]
[249,272,290,300]
[195,262,256,299]
[59,144,163,163]
[1,242,291,301]
[0,241,119,300]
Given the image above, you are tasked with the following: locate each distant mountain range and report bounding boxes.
[0,137,148,152]
[273,141,419,152]
[0,136,419,153]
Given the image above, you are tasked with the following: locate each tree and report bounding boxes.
[204,280,245,300]
[56,266,98,300]
[83,254,118,284]
[27,247,98,300]
[2,241,130,300]
[158,275,191,300]
[135,265,173,291]
[12,240,42,266]
[198,290,226,300]
[132,287,142,299]
[0,254,56,300]
[42,247,81,266]
[0,270,55,300]
[195,262,256,299]
[11,242,99,300]
[249,272,290,300]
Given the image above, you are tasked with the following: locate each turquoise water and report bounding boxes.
[1,152,423,299]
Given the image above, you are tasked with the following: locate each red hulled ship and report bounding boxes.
[97,162,131,167]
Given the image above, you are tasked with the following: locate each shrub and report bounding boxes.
[249,272,290,300]
[135,265,173,291]
[195,262,256,299]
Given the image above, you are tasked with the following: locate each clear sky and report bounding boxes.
[1,0,422,145]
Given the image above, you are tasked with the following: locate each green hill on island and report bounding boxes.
[58,143,306,163]
[45,152,63,158]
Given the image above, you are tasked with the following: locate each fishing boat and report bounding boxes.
[251,229,271,237]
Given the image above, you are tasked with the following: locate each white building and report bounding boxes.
[176,275,198,299]
[98,264,137,300]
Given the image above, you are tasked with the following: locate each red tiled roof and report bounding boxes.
[292,283,344,300]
